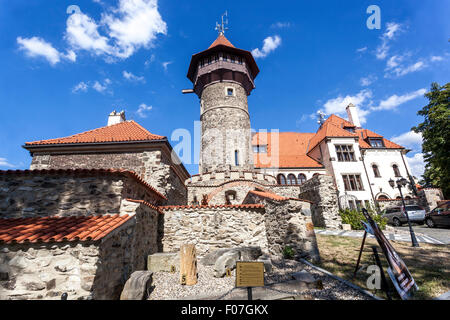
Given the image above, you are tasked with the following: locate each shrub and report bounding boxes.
[282,246,295,259]
[339,208,387,230]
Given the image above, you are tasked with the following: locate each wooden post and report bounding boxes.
[180,244,198,285]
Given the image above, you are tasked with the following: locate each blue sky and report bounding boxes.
[0,0,449,176]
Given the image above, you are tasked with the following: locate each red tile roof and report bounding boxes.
[252,132,324,168]
[208,34,235,49]
[0,214,133,244]
[247,190,287,201]
[25,121,165,146]
[307,121,357,152]
[125,199,163,214]
[159,204,264,211]
[0,169,167,201]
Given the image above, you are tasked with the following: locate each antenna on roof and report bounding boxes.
[317,110,326,126]
[215,11,229,35]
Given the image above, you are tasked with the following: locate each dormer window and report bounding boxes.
[369,139,384,148]
[344,127,355,133]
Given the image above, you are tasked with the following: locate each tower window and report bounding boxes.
[227,87,234,96]
[235,150,239,166]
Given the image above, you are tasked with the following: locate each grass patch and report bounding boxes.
[315,234,450,300]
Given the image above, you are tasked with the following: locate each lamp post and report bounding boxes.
[389,177,420,247]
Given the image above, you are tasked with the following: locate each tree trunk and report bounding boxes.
[180,244,198,285]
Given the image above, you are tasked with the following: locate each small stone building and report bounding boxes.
[0,169,165,299]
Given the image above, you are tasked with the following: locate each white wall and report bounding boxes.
[362,149,415,200]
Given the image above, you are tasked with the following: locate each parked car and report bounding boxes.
[381,205,426,226]
[425,201,450,228]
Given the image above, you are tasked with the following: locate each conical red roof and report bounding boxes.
[208,34,235,49]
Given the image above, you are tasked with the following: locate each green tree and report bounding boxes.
[412,82,450,198]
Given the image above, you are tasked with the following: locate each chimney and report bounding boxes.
[346,103,361,128]
[107,110,126,126]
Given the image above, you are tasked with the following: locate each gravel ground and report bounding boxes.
[148,258,372,300]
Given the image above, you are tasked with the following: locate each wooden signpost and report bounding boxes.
[180,244,198,286]
[235,261,265,300]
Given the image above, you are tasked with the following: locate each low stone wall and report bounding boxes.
[0,200,160,300]
[160,206,268,255]
[0,171,163,218]
[273,175,342,230]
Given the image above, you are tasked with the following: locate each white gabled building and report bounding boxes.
[253,104,416,210]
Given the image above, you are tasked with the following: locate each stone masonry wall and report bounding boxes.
[0,201,160,300]
[30,150,187,205]
[242,194,320,262]
[273,175,342,230]
[0,173,162,218]
[160,206,268,255]
[200,82,254,173]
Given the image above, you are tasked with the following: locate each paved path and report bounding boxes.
[315,229,445,245]
[396,226,450,245]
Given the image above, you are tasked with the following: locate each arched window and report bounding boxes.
[313,173,320,178]
[298,174,307,184]
[377,195,389,200]
[372,164,381,177]
[393,164,401,177]
[287,174,297,185]
[396,196,402,200]
[277,174,287,185]
[405,196,411,200]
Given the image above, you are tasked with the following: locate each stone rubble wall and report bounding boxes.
[272,175,342,230]
[0,201,160,300]
[418,188,444,211]
[30,149,187,205]
[242,194,320,262]
[160,206,268,255]
[377,198,421,212]
[0,174,162,218]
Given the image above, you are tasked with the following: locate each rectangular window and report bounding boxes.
[335,145,356,162]
[227,88,234,96]
[364,200,371,209]
[342,174,364,191]
[369,139,384,148]
[235,150,239,166]
[356,200,363,211]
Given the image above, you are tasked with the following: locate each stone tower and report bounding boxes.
[187,33,260,174]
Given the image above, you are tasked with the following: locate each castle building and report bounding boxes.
[253,103,417,210]
[0,31,425,300]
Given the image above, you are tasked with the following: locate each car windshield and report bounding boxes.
[406,206,423,210]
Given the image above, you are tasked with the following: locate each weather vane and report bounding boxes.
[215,11,228,35]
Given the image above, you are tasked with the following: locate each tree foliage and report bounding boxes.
[412,82,450,198]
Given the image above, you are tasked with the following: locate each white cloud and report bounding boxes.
[101,0,167,59]
[0,157,14,168]
[17,37,62,65]
[405,152,425,178]
[376,22,402,60]
[271,22,291,29]
[136,103,153,118]
[92,81,107,92]
[370,88,426,111]
[322,89,372,115]
[65,12,112,56]
[391,131,423,150]
[356,47,367,53]
[72,81,89,93]
[64,0,167,61]
[123,70,145,82]
[431,56,444,62]
[162,61,172,71]
[360,75,377,86]
[252,35,282,59]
